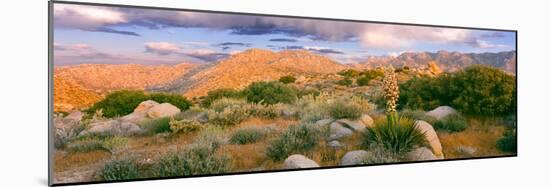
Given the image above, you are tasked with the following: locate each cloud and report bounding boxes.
[480,32,505,38]
[360,25,471,49]
[214,42,251,47]
[185,49,229,61]
[466,39,509,49]
[145,42,182,55]
[269,38,298,42]
[277,45,344,54]
[54,4,139,36]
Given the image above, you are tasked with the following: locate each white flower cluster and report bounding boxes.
[382,65,399,114]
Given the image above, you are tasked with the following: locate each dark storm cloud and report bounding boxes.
[269,38,298,42]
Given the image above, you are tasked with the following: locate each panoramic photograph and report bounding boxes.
[51,2,517,184]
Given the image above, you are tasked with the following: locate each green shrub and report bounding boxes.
[433,113,468,132]
[496,129,517,153]
[279,75,297,84]
[201,88,243,107]
[86,90,149,118]
[337,78,353,86]
[244,81,298,105]
[298,87,320,98]
[362,143,399,164]
[246,103,281,119]
[450,65,516,116]
[338,69,361,78]
[169,119,202,134]
[266,123,322,161]
[100,157,140,181]
[328,100,363,120]
[294,93,331,123]
[151,144,230,177]
[102,136,129,153]
[229,127,266,144]
[399,65,516,116]
[86,90,192,118]
[139,117,171,134]
[67,136,128,153]
[149,93,192,111]
[362,117,427,156]
[356,76,372,86]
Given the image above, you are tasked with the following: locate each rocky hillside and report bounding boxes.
[152,49,347,98]
[355,50,516,73]
[54,63,196,93]
[53,75,102,112]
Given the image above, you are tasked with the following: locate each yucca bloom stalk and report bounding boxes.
[382,65,400,126]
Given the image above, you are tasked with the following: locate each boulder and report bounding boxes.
[120,112,147,123]
[195,111,209,123]
[147,103,181,118]
[328,121,353,140]
[314,119,334,127]
[426,106,457,120]
[79,120,143,137]
[328,140,344,149]
[456,146,476,156]
[282,154,319,169]
[134,100,159,113]
[406,147,438,161]
[281,109,297,119]
[415,120,444,158]
[337,119,366,132]
[65,111,84,121]
[360,114,374,128]
[340,150,369,166]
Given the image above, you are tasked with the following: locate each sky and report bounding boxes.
[53,3,516,66]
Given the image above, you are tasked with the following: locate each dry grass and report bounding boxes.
[54,150,111,172]
[438,118,511,159]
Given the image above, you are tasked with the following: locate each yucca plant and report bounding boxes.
[363,117,426,156]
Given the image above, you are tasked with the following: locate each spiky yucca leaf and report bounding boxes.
[363,117,427,156]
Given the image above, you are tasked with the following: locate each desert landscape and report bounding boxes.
[52,3,517,185]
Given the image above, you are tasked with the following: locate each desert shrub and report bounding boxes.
[193,126,225,150]
[151,144,230,177]
[244,81,298,105]
[100,157,140,181]
[337,78,353,86]
[294,93,331,123]
[229,127,266,144]
[139,117,171,134]
[207,105,250,127]
[149,93,192,111]
[201,88,243,107]
[362,117,427,156]
[298,87,320,98]
[67,138,105,153]
[246,103,281,119]
[169,119,202,134]
[328,100,363,120]
[399,109,437,124]
[362,144,399,164]
[67,136,128,153]
[449,65,516,116]
[338,69,361,78]
[209,98,248,112]
[433,113,468,132]
[266,123,322,161]
[362,69,384,79]
[350,95,376,114]
[86,90,149,118]
[497,129,517,153]
[279,75,297,84]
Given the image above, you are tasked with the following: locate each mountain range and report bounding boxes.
[53,49,516,112]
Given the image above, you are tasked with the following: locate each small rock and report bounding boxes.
[406,147,438,161]
[134,100,159,113]
[456,146,477,156]
[282,154,320,169]
[328,122,353,140]
[426,106,457,120]
[195,112,209,123]
[337,119,366,132]
[360,114,374,128]
[79,120,143,137]
[415,120,444,158]
[281,109,297,119]
[147,103,181,118]
[340,150,369,166]
[328,140,344,149]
